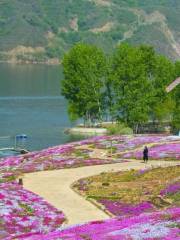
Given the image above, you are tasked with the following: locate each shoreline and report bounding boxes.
[65,127,107,135]
[0,59,60,65]
[65,121,115,135]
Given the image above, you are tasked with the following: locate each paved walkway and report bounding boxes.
[23,160,179,226]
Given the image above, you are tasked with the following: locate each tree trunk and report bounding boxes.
[135,123,139,134]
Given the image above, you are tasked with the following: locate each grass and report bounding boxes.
[73,149,90,159]
[73,166,180,213]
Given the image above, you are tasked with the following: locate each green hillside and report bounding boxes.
[0,0,180,63]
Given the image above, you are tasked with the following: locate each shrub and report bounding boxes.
[107,123,133,135]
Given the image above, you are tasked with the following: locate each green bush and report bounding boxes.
[107,123,133,135]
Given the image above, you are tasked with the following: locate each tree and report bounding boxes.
[62,42,178,133]
[108,43,154,132]
[151,55,176,122]
[171,61,180,133]
[61,43,107,126]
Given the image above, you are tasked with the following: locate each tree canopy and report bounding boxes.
[62,43,107,125]
[62,43,179,132]
[108,44,155,131]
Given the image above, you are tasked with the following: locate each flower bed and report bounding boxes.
[123,142,180,160]
[73,166,180,218]
[99,200,154,217]
[0,182,65,239]
[0,135,179,239]
[0,135,179,180]
[160,182,180,196]
[17,207,180,240]
[0,138,129,178]
[0,155,127,178]
[89,135,179,152]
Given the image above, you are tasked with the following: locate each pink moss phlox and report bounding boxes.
[99,200,154,216]
[0,182,65,238]
[123,142,180,160]
[16,207,180,240]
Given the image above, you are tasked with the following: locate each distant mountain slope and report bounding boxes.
[0,0,179,63]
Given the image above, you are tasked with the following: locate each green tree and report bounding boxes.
[61,43,107,126]
[172,61,180,133]
[151,55,176,123]
[108,43,154,132]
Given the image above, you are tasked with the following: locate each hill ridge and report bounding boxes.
[0,0,179,63]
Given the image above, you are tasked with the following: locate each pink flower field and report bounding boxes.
[0,182,65,239]
[0,134,180,239]
[0,137,128,180]
[89,135,179,152]
[123,142,180,160]
[99,200,155,217]
[0,135,179,182]
[17,207,180,240]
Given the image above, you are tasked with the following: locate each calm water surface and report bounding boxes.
[0,63,84,151]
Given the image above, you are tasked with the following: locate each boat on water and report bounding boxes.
[0,148,28,158]
[0,134,29,158]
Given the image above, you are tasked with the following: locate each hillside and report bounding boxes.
[0,0,180,63]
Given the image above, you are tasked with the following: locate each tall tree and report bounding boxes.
[172,61,180,133]
[61,43,107,125]
[108,43,153,132]
[151,55,176,122]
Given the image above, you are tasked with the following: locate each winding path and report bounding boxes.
[23,160,179,226]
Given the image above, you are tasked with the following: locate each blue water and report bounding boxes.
[0,63,84,151]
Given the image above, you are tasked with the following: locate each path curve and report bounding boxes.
[23,160,179,226]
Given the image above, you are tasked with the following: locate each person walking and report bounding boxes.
[143,146,148,163]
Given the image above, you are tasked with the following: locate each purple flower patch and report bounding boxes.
[99,199,154,217]
[160,182,180,196]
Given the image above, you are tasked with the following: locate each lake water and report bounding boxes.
[0,63,84,151]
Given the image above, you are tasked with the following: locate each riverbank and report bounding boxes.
[65,127,107,135]
[0,46,60,65]
[0,58,60,65]
[65,121,117,135]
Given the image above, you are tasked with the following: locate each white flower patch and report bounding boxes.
[109,221,174,240]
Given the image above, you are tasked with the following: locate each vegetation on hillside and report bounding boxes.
[0,0,180,62]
